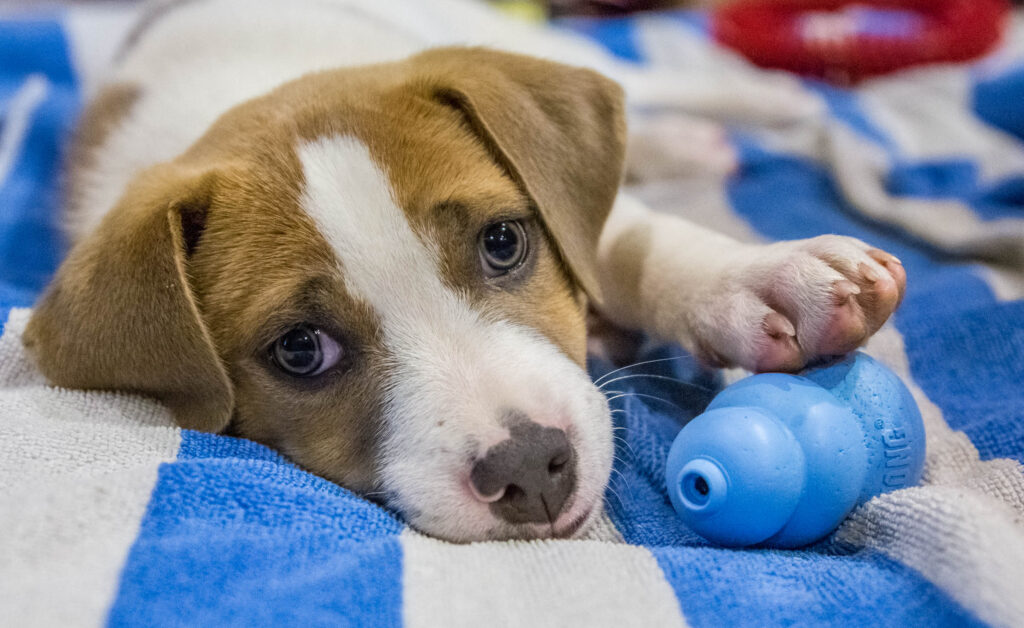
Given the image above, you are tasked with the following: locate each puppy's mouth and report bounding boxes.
[497,493,602,542]
[479,503,598,542]
[389,486,603,543]
[550,505,596,539]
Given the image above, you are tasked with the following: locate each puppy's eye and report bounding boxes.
[271,325,342,377]
[479,220,527,277]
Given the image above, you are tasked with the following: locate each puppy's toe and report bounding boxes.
[754,311,803,372]
[683,237,906,373]
[813,279,868,356]
[863,249,907,320]
[797,239,906,359]
[688,291,796,372]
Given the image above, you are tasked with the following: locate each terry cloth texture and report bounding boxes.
[2,5,1023,627]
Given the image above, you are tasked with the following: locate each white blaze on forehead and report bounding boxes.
[296,134,521,426]
[297,135,449,321]
[297,134,612,540]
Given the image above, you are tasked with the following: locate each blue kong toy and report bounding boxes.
[665,351,926,549]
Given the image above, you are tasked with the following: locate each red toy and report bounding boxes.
[713,0,1011,84]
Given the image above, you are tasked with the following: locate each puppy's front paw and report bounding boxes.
[691,236,906,372]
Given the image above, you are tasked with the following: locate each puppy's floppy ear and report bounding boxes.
[410,47,627,302]
[24,165,234,432]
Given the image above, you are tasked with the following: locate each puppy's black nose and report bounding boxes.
[470,421,576,524]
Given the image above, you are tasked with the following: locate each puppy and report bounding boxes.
[24,0,905,542]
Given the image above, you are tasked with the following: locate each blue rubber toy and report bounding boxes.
[665,351,925,549]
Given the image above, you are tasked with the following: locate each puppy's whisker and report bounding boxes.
[604,391,687,413]
[607,463,637,504]
[598,372,715,393]
[603,484,627,511]
[605,467,629,494]
[610,457,633,480]
[612,435,639,460]
[592,355,694,387]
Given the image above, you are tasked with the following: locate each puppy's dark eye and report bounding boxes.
[479,220,527,277]
[271,325,342,377]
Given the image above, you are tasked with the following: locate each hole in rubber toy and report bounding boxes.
[682,472,711,507]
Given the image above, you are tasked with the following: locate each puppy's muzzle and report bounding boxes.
[469,421,577,524]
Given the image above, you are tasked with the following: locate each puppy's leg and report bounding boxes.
[595,194,906,372]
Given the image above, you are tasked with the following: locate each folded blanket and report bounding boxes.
[2,6,1023,628]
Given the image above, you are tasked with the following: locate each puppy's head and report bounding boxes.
[25,48,626,541]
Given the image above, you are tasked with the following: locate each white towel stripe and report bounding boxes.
[0,309,181,627]
[401,528,687,628]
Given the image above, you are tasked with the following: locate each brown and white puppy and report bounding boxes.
[24,0,904,542]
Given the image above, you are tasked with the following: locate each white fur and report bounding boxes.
[597,194,893,370]
[297,136,612,541]
[70,0,820,242]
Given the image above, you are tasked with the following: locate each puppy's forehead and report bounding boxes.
[295,129,515,334]
[297,134,441,317]
[292,92,524,307]
[297,95,522,216]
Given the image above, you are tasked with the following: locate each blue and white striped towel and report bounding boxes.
[2,7,1023,628]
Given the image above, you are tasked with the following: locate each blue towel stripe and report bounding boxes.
[0,18,75,308]
[973,65,1024,142]
[653,546,986,628]
[108,430,406,626]
[553,15,644,63]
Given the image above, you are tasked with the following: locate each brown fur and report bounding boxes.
[67,83,140,174]
[65,83,140,222]
[25,166,234,432]
[25,47,626,493]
